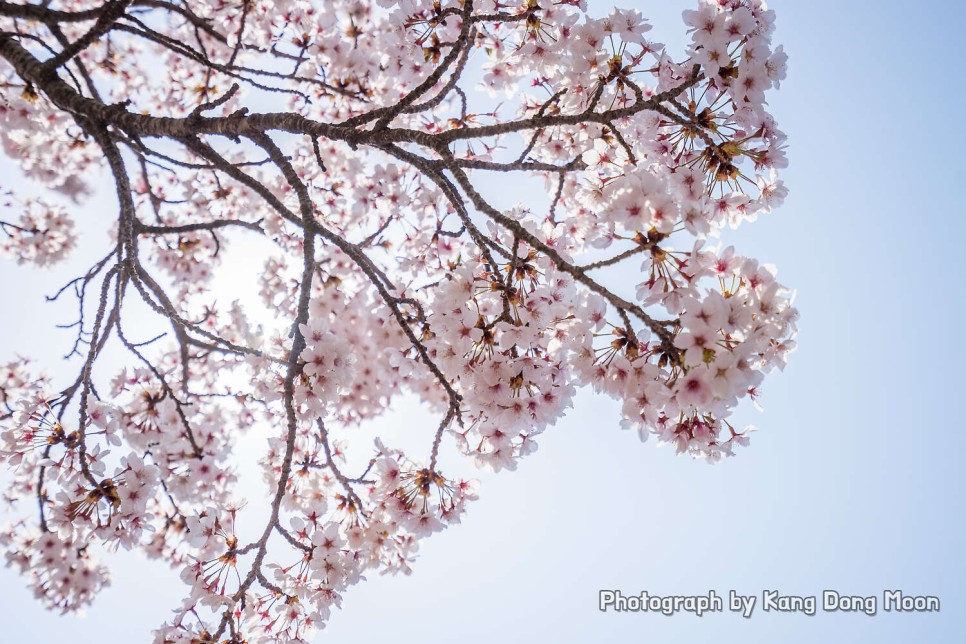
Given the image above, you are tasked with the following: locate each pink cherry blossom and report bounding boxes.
[0,0,796,640]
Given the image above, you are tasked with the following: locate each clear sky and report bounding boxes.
[2,1,965,642]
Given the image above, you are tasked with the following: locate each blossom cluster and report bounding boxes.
[0,193,77,267]
[424,250,580,470]
[1,523,110,614]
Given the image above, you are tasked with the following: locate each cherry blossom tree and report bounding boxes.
[0,0,796,641]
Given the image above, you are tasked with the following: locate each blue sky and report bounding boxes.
[1,1,964,642]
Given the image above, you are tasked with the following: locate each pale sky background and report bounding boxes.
[2,1,965,642]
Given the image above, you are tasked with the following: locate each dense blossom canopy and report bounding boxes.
[0,0,796,641]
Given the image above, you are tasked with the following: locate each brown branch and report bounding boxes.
[44,0,133,71]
